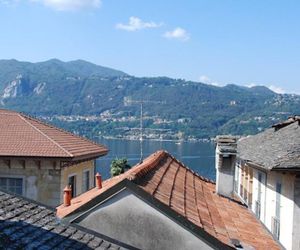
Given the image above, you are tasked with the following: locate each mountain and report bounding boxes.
[0,59,299,139]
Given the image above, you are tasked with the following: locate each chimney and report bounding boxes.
[215,135,238,198]
[95,173,102,189]
[63,185,72,207]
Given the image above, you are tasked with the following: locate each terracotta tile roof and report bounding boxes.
[0,109,108,159]
[0,190,133,249]
[57,151,281,249]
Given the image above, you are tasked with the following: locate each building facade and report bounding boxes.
[0,109,108,207]
[216,116,300,250]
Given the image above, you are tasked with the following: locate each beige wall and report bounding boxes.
[60,160,95,201]
[0,159,61,207]
[0,158,96,208]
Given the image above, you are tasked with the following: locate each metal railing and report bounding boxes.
[271,216,280,240]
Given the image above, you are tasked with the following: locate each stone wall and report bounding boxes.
[0,159,61,207]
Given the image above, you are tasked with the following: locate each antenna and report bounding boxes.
[124,97,166,163]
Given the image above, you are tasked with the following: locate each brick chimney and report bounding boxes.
[215,136,238,198]
[95,173,102,189]
[63,185,72,207]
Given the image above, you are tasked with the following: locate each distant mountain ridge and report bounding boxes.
[0,59,299,139]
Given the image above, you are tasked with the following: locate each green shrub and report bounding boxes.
[110,158,131,177]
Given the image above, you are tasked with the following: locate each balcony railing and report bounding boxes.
[271,216,280,240]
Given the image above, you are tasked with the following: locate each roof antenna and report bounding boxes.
[124,96,165,164]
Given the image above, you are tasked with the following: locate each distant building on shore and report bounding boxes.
[216,116,300,250]
[0,109,108,207]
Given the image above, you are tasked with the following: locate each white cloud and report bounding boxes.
[245,83,257,88]
[0,0,19,6]
[163,27,190,41]
[116,16,162,32]
[268,85,285,94]
[199,75,222,86]
[199,75,211,83]
[30,0,101,11]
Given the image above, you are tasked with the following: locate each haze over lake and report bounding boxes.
[96,138,216,181]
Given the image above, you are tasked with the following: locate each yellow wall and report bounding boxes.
[0,158,96,207]
[60,160,95,201]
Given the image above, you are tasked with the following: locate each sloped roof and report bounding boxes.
[57,151,280,250]
[238,119,300,170]
[0,190,134,249]
[0,109,108,160]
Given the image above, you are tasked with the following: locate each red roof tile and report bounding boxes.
[0,109,108,159]
[57,151,280,249]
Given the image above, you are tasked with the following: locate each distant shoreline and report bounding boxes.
[97,135,213,143]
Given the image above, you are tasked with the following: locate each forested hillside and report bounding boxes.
[1,59,299,139]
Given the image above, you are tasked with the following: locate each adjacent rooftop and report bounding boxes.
[0,190,133,249]
[57,151,280,249]
[238,117,300,170]
[0,109,108,160]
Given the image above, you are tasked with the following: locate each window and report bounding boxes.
[68,175,76,198]
[272,181,281,240]
[256,172,262,218]
[0,177,23,195]
[234,163,240,194]
[82,170,90,192]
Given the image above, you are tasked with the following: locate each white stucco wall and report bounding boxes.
[78,188,214,250]
[215,146,235,197]
[265,172,295,250]
[235,164,296,250]
[252,169,267,223]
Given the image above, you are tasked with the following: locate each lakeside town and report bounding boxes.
[1,109,299,250]
[39,111,292,142]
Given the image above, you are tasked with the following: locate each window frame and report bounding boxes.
[68,174,77,198]
[82,169,90,193]
[0,175,25,195]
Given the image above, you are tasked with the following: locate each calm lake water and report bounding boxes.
[95,139,216,181]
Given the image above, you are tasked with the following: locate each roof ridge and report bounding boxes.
[18,114,73,157]
[23,113,104,149]
[129,150,167,180]
[166,151,216,184]
[130,150,216,184]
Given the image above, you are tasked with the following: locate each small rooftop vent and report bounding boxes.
[272,115,300,131]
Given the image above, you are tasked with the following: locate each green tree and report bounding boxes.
[110,158,131,177]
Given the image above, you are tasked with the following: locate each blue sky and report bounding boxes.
[0,0,300,94]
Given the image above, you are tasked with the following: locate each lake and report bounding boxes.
[95,138,216,181]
